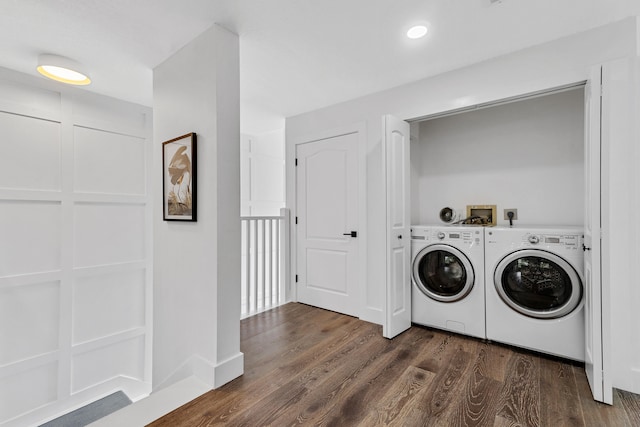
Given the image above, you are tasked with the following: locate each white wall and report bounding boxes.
[240,129,285,216]
[412,88,584,227]
[153,24,242,391]
[286,17,640,394]
[0,68,153,426]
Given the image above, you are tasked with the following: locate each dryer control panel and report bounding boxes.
[522,233,581,251]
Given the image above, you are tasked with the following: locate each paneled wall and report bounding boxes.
[240,129,285,216]
[0,69,152,426]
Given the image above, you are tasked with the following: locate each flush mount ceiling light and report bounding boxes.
[406,25,428,39]
[37,54,91,85]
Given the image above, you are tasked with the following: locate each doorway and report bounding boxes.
[295,131,360,317]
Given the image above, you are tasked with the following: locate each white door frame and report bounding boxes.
[289,122,367,317]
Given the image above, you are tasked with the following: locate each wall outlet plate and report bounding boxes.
[504,209,518,220]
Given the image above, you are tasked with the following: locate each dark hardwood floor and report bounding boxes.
[148,303,640,426]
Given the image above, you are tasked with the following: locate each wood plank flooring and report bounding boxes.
[148,303,640,426]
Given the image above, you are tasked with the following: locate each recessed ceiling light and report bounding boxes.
[407,25,428,39]
[37,54,91,86]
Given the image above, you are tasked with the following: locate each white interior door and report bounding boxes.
[584,65,612,404]
[296,132,359,317]
[383,115,411,338]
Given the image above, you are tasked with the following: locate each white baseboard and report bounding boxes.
[89,353,244,427]
[360,306,383,326]
[154,351,244,392]
[615,368,640,395]
[2,377,150,427]
[214,352,244,388]
[88,376,211,427]
[154,354,215,391]
[15,352,244,427]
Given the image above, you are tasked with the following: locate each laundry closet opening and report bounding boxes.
[409,84,585,228]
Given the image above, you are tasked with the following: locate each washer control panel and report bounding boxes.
[434,230,477,243]
[410,227,482,246]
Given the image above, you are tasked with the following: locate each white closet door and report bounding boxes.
[584,63,613,404]
[383,115,411,339]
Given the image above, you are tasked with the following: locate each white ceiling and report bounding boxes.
[1,0,638,133]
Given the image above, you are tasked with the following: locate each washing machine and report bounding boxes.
[484,226,584,361]
[411,225,485,339]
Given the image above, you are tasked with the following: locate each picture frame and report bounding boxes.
[162,132,197,221]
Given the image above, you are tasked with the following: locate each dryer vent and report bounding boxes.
[439,207,458,223]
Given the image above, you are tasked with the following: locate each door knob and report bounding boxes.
[343,231,357,238]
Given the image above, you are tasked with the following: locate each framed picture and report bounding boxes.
[162,133,197,221]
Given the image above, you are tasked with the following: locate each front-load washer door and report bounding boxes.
[494,249,582,319]
[412,244,474,302]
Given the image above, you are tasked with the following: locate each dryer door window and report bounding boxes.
[494,249,582,319]
[412,244,474,302]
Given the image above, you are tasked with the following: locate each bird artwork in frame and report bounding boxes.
[162,132,197,221]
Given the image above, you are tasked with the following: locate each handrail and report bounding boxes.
[240,215,284,220]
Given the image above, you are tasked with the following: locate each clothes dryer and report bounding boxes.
[484,226,584,361]
[411,225,485,339]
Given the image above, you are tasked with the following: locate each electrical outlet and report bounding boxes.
[504,209,518,220]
